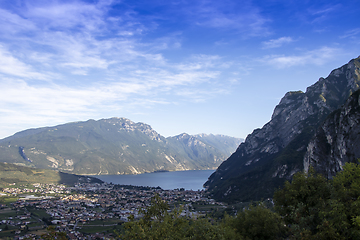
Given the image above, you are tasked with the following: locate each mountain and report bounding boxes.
[194,134,244,156]
[0,118,241,175]
[304,89,360,178]
[0,162,103,186]
[166,133,242,169]
[205,56,360,203]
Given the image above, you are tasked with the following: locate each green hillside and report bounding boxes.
[0,162,102,187]
[0,118,241,175]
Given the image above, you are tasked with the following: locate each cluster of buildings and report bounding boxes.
[0,182,219,239]
[2,183,69,196]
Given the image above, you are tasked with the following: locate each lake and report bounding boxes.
[96,169,215,190]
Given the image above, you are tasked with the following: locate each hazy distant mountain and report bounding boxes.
[0,118,241,175]
[205,56,360,203]
[194,134,243,156]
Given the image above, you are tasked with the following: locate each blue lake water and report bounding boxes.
[96,169,215,190]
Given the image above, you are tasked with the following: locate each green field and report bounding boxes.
[0,207,47,239]
[27,208,50,218]
[0,196,19,206]
[79,218,124,234]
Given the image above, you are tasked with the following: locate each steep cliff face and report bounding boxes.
[205,56,360,202]
[304,90,360,178]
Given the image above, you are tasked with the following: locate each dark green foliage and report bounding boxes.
[120,194,239,240]
[274,168,332,238]
[274,163,360,239]
[121,196,284,240]
[232,203,287,240]
[41,226,67,240]
[120,162,360,239]
[326,163,360,239]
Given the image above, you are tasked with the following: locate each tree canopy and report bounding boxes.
[120,162,360,240]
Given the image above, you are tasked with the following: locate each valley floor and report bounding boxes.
[0,182,223,239]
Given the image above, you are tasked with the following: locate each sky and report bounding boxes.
[0,0,359,140]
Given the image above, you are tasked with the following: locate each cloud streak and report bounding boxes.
[0,0,358,139]
[262,37,294,49]
[261,47,340,68]
[189,0,270,36]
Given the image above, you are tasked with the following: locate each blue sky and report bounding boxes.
[0,0,359,139]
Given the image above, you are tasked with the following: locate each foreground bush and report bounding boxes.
[120,163,360,240]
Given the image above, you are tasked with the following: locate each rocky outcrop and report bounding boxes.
[205,56,360,202]
[304,90,360,178]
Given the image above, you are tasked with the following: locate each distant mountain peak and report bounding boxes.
[0,117,240,176]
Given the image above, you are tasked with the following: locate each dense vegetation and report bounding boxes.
[121,162,360,239]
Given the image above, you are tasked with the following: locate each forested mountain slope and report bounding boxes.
[0,118,241,175]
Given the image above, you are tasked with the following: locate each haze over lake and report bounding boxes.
[96,170,215,190]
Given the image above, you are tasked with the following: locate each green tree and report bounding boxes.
[273,167,333,239]
[120,194,238,240]
[233,203,286,240]
[41,226,67,240]
[274,163,360,239]
[324,162,360,239]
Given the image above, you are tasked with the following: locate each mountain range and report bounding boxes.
[0,118,242,175]
[205,56,360,203]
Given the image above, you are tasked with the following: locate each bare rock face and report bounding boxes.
[304,90,360,179]
[205,56,360,202]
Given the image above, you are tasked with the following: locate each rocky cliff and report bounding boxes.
[304,89,360,178]
[205,56,360,202]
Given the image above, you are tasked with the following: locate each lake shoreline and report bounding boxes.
[94,169,215,191]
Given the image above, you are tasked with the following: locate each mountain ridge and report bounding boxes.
[205,56,360,203]
[0,117,242,176]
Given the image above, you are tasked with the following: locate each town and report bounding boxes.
[0,182,222,239]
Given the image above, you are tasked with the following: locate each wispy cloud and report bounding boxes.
[307,4,342,24]
[261,47,340,68]
[0,49,231,137]
[340,28,360,39]
[262,37,294,49]
[176,88,229,103]
[0,45,50,79]
[180,0,270,37]
[0,0,242,138]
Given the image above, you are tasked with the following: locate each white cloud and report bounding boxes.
[176,88,229,103]
[261,47,340,68]
[0,50,231,137]
[184,1,270,37]
[25,0,110,32]
[262,37,294,49]
[0,1,148,75]
[0,45,49,79]
[0,0,240,138]
[0,8,37,34]
[306,4,342,24]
